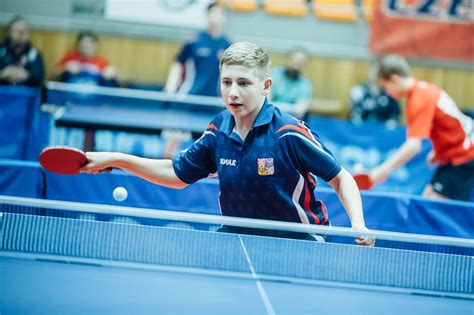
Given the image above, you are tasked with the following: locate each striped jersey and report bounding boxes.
[56,51,110,86]
[173,99,341,224]
[407,80,474,165]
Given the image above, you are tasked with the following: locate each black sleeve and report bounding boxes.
[25,50,45,87]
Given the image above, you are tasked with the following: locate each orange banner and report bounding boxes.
[369,0,474,63]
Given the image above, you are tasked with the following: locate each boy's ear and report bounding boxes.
[262,77,272,95]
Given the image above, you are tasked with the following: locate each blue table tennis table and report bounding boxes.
[3,254,472,315]
[54,103,220,151]
[1,207,473,315]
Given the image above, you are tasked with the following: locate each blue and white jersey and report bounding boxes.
[173,99,341,225]
[176,31,231,97]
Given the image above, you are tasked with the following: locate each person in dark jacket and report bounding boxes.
[0,16,44,87]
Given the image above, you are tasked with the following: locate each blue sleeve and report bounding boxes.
[279,122,341,182]
[176,40,194,65]
[172,128,217,184]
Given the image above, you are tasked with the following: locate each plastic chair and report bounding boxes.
[312,0,358,22]
[263,0,308,17]
[361,0,375,21]
[219,0,259,12]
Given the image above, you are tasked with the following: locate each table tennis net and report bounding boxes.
[1,196,473,296]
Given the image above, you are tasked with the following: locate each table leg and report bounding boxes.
[83,129,95,152]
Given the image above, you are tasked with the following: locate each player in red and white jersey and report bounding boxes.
[369,55,473,201]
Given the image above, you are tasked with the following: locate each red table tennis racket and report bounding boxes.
[353,173,373,190]
[39,146,88,175]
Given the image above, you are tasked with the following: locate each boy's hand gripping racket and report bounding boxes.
[39,146,88,175]
[353,173,373,190]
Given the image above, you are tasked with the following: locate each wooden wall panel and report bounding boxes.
[411,66,473,111]
[1,28,472,111]
[97,37,181,83]
[24,30,181,83]
[29,31,76,80]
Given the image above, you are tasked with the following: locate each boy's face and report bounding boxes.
[378,75,404,100]
[220,64,271,120]
[78,36,97,57]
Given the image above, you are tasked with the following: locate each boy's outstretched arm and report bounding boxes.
[369,137,422,185]
[80,152,188,189]
[328,167,375,246]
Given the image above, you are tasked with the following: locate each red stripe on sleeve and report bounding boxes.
[207,124,219,131]
[303,178,320,224]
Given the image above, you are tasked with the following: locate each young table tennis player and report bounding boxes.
[368,55,474,201]
[79,42,375,246]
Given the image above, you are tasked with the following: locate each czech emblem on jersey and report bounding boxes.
[257,158,274,176]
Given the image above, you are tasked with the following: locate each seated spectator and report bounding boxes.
[349,81,401,128]
[55,31,118,87]
[0,16,44,87]
[270,48,312,118]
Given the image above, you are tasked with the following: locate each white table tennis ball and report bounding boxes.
[113,186,128,202]
[353,163,364,173]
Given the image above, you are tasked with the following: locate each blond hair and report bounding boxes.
[375,54,411,80]
[220,42,271,79]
